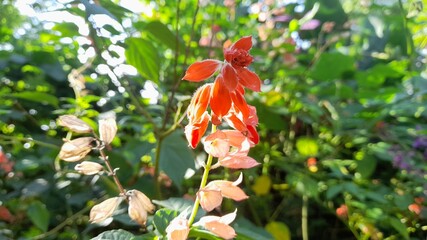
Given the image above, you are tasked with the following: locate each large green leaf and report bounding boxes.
[27,201,50,232]
[145,21,182,50]
[9,91,59,107]
[388,217,409,240]
[92,229,135,240]
[153,209,179,236]
[125,37,160,83]
[310,53,355,81]
[159,130,195,188]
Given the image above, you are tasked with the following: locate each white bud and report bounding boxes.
[75,161,103,175]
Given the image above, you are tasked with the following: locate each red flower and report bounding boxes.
[182,36,261,92]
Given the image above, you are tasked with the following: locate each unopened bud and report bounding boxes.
[57,115,93,133]
[59,137,95,162]
[127,189,155,226]
[75,161,103,175]
[99,118,117,145]
[89,197,123,223]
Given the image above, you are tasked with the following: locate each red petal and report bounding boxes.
[185,113,210,148]
[225,114,246,132]
[237,68,261,92]
[247,125,259,145]
[211,75,232,119]
[231,36,252,51]
[188,84,212,122]
[182,60,221,82]
[221,64,238,91]
[231,91,250,121]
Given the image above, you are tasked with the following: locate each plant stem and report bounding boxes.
[188,124,217,226]
[98,146,126,195]
[302,194,309,240]
[154,138,163,199]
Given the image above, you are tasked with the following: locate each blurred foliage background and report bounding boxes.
[0,0,426,239]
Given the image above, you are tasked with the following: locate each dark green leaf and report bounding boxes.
[10,91,59,107]
[91,229,135,240]
[153,209,179,236]
[310,53,355,81]
[234,218,273,240]
[125,37,160,83]
[27,201,50,232]
[388,218,409,240]
[356,155,377,179]
[159,130,195,188]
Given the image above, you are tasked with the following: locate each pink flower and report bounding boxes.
[166,215,190,240]
[198,173,248,212]
[194,209,238,239]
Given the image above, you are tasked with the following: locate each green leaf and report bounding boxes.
[159,130,195,188]
[145,21,182,50]
[188,228,222,240]
[125,37,160,83]
[235,218,273,240]
[356,154,377,179]
[296,137,318,156]
[27,201,50,232]
[153,209,179,236]
[388,218,409,240]
[153,198,196,213]
[91,229,135,240]
[310,53,355,81]
[326,184,344,199]
[10,91,59,107]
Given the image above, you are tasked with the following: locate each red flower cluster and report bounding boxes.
[166,36,262,240]
[183,36,261,149]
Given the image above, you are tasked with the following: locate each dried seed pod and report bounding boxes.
[127,189,155,226]
[98,118,117,145]
[75,161,103,175]
[59,137,95,162]
[57,115,93,133]
[89,197,122,223]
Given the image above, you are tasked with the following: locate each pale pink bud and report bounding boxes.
[194,209,237,239]
[127,189,155,226]
[75,161,103,175]
[206,172,248,201]
[98,118,117,145]
[197,188,223,212]
[57,115,93,133]
[219,152,260,169]
[166,216,190,240]
[59,137,95,162]
[89,197,122,223]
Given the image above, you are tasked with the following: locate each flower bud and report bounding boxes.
[127,189,155,226]
[57,115,93,133]
[99,118,117,145]
[59,137,95,162]
[89,197,122,223]
[75,161,103,175]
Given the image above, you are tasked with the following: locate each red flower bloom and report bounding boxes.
[182,36,261,92]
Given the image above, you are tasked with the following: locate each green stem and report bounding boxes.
[302,195,309,240]
[188,124,217,226]
[154,138,163,199]
[0,134,59,149]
